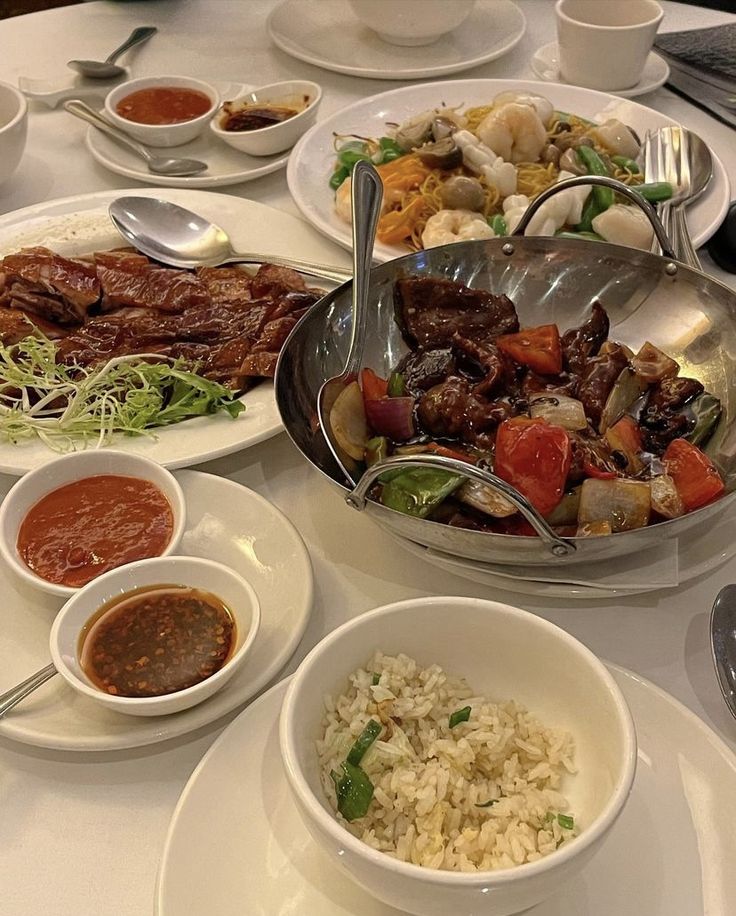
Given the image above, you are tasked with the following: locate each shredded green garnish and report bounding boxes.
[371,672,380,686]
[475,799,498,808]
[0,335,244,451]
[557,813,574,830]
[449,706,471,728]
[346,719,382,766]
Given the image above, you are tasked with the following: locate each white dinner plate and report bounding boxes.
[156,667,736,916]
[0,470,312,751]
[530,44,670,99]
[0,186,350,476]
[83,81,290,189]
[267,0,526,81]
[394,497,736,599]
[287,78,730,261]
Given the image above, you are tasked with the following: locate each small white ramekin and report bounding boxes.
[104,75,220,148]
[210,80,321,156]
[0,449,186,599]
[50,555,261,717]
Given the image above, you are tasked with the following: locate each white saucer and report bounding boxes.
[267,0,526,80]
[531,43,670,98]
[83,81,289,189]
[393,499,736,600]
[0,470,313,751]
[157,669,736,915]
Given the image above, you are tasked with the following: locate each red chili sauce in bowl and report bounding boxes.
[79,585,236,697]
[115,87,213,125]
[17,475,173,588]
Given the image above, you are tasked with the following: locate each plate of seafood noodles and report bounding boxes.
[287,78,729,261]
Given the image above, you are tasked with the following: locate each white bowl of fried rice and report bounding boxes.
[280,596,636,916]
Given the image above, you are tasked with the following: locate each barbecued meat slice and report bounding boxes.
[395,278,519,349]
[576,343,630,430]
[196,266,254,304]
[561,302,609,375]
[0,307,68,344]
[250,263,307,298]
[97,262,211,313]
[0,247,100,324]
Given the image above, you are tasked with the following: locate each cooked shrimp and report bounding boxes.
[421,209,495,248]
[476,103,547,164]
[492,91,554,125]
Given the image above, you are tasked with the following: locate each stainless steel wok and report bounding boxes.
[275,177,736,566]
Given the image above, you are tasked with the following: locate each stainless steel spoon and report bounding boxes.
[0,663,57,719]
[316,159,383,485]
[108,196,353,285]
[67,26,158,79]
[711,585,736,721]
[63,100,208,177]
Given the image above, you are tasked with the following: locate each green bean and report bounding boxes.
[611,155,641,174]
[632,182,673,203]
[379,137,403,163]
[387,370,406,397]
[576,195,605,233]
[489,214,507,236]
[329,166,350,190]
[576,146,614,211]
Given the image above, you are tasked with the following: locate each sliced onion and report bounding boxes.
[631,342,680,383]
[546,487,581,525]
[599,368,646,433]
[650,474,685,519]
[530,393,588,431]
[364,397,415,442]
[329,380,369,461]
[578,478,651,532]
[457,479,517,518]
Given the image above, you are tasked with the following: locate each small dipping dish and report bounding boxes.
[210,79,321,156]
[0,450,186,599]
[50,555,261,716]
[104,75,220,148]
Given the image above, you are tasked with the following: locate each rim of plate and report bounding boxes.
[287,77,730,260]
[266,0,527,80]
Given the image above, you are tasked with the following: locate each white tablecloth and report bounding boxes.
[0,2,735,914]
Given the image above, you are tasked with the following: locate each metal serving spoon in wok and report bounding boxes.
[108,197,353,285]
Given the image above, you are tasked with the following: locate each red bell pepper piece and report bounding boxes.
[360,368,388,402]
[664,438,725,511]
[496,324,563,375]
[494,417,571,517]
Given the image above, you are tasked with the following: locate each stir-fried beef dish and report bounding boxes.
[0,246,324,393]
[331,277,726,536]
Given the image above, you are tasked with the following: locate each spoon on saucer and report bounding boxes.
[63,100,208,177]
[108,196,353,284]
[67,26,158,79]
[710,585,736,720]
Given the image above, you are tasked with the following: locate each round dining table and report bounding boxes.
[1,1,736,913]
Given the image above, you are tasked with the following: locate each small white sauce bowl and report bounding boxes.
[0,79,28,186]
[210,80,322,156]
[104,75,220,148]
[280,596,637,916]
[0,449,186,600]
[50,555,261,717]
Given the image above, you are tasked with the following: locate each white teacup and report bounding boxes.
[348,0,475,46]
[0,80,28,186]
[556,0,664,92]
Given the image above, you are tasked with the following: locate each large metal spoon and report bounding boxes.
[710,585,736,721]
[316,159,383,485]
[660,128,713,270]
[64,100,208,177]
[67,26,158,79]
[108,196,353,285]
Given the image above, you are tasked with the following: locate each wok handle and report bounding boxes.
[511,175,677,261]
[345,453,577,559]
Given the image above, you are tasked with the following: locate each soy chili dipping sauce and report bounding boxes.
[116,87,212,125]
[17,475,173,588]
[79,585,236,698]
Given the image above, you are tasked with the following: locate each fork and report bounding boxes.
[643,127,700,269]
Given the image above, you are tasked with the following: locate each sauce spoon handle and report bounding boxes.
[0,663,57,718]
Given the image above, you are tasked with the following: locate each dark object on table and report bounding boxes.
[655,24,736,128]
[707,201,736,273]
